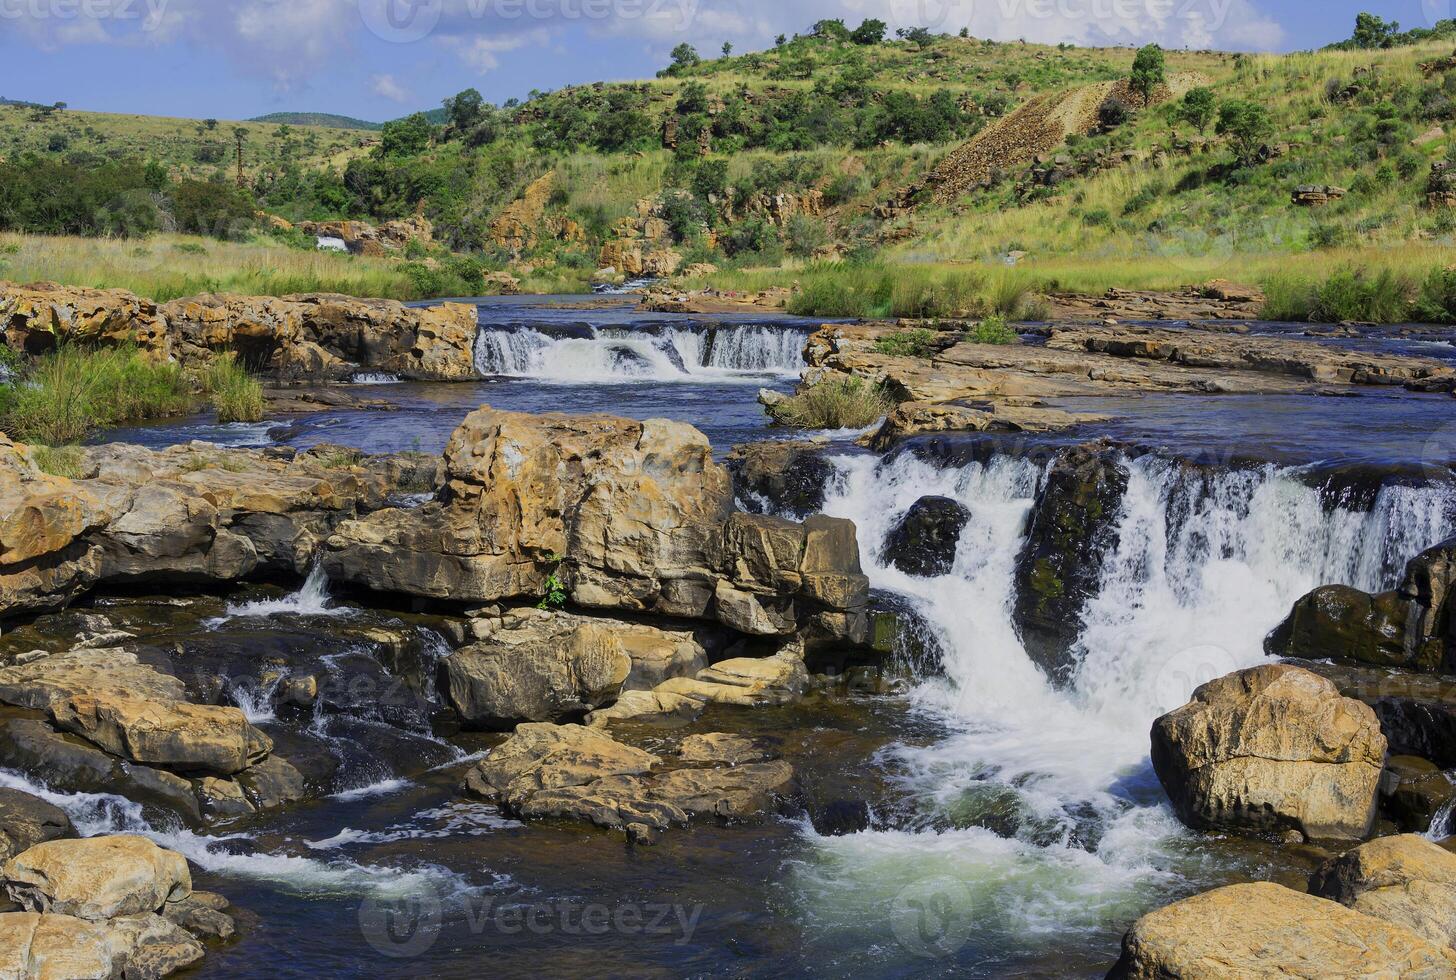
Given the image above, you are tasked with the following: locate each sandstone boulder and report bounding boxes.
[1150,664,1386,840]
[323,408,869,645]
[4,835,191,921]
[0,789,75,862]
[1107,881,1456,978]
[0,912,130,979]
[1309,834,1456,948]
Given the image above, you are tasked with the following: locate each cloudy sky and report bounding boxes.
[0,0,1437,121]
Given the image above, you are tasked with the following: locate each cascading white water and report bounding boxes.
[211,564,349,622]
[472,324,805,382]
[796,448,1456,954]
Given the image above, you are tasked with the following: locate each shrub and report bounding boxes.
[767,377,894,429]
[1263,268,1413,323]
[31,444,85,479]
[0,346,195,445]
[874,328,938,357]
[1217,100,1274,167]
[204,352,265,423]
[966,314,1018,344]
[1414,266,1456,323]
[785,214,829,257]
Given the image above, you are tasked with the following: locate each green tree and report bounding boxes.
[721,41,733,57]
[1351,12,1399,48]
[1216,99,1273,166]
[443,88,485,132]
[811,19,850,42]
[896,26,935,47]
[379,113,433,156]
[1130,43,1165,107]
[1178,87,1216,134]
[668,43,700,73]
[851,18,887,44]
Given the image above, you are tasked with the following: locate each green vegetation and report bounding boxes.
[31,445,85,479]
[249,112,382,131]
[966,314,1019,344]
[1328,12,1456,50]
[874,328,939,357]
[204,353,265,423]
[537,554,568,610]
[767,377,895,429]
[1263,266,1456,323]
[0,346,195,445]
[1129,44,1166,107]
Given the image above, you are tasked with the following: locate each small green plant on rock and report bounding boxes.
[966,314,1018,345]
[873,328,938,358]
[767,377,895,429]
[538,553,568,609]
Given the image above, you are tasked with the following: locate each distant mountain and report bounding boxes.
[249,112,382,131]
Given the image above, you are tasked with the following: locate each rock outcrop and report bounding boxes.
[0,789,74,862]
[727,440,835,520]
[323,408,870,646]
[297,216,433,256]
[1,436,422,620]
[1268,536,1455,672]
[1150,664,1386,840]
[1107,881,1456,979]
[881,496,970,577]
[1308,834,1456,948]
[1,281,479,381]
[0,835,234,978]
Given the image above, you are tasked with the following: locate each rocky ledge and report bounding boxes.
[0,281,478,381]
[796,320,1455,446]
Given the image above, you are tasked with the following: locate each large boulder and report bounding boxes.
[882,496,971,577]
[4,835,191,921]
[1308,834,1456,948]
[323,408,869,645]
[0,281,170,358]
[0,912,133,979]
[726,440,834,519]
[0,789,75,862]
[1013,443,1126,680]
[1150,664,1386,840]
[1267,536,1455,672]
[1107,881,1456,978]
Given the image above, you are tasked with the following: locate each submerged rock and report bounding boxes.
[1380,756,1456,834]
[882,496,971,577]
[1308,834,1456,948]
[1107,881,1456,979]
[0,789,74,862]
[1151,664,1386,840]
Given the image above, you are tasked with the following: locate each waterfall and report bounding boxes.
[471,323,806,382]
[797,446,1456,949]
[212,564,348,622]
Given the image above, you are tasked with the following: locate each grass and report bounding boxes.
[966,314,1019,344]
[874,328,939,357]
[203,353,265,423]
[0,346,195,445]
[766,377,895,429]
[31,445,84,479]
[1263,265,1456,323]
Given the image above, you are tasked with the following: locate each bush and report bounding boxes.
[874,328,938,357]
[204,352,265,423]
[767,377,894,429]
[1414,266,1456,323]
[966,314,1018,344]
[0,346,195,445]
[784,214,828,257]
[1263,267,1413,323]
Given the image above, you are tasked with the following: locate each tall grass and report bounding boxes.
[717,261,1048,319]
[202,353,265,423]
[0,346,195,445]
[766,378,895,429]
[1261,266,1456,323]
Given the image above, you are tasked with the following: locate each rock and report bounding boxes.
[53,696,271,776]
[162,890,234,941]
[648,762,794,820]
[1292,184,1348,206]
[4,835,191,921]
[811,799,872,836]
[678,733,771,765]
[0,789,75,861]
[1309,834,1456,947]
[726,440,834,519]
[1106,881,1456,978]
[323,408,869,646]
[882,496,971,577]
[656,652,807,707]
[583,689,703,727]
[442,616,634,727]
[0,912,128,979]
[1150,664,1386,840]
[1268,536,1455,673]
[1380,756,1456,834]
[1013,444,1126,680]
[0,281,170,358]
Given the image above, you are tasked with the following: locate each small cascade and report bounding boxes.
[471,322,807,381]
[228,671,287,724]
[213,564,348,622]
[315,236,348,252]
[349,372,401,385]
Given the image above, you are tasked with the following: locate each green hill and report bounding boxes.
[249,112,382,131]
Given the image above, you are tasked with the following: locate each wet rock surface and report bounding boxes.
[882,496,971,577]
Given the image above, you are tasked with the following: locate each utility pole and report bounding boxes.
[233,127,248,188]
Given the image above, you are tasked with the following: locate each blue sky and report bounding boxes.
[0,1,1440,122]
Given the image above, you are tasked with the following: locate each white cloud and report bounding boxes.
[443,28,550,73]
[371,72,412,101]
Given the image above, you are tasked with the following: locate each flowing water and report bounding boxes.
[55,301,1456,974]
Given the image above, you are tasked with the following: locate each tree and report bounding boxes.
[721,42,733,57]
[1351,12,1399,48]
[1130,43,1165,107]
[774,34,786,47]
[896,26,936,47]
[379,113,433,156]
[443,88,485,132]
[811,19,850,43]
[1178,87,1216,134]
[850,18,887,44]
[1216,99,1273,166]
[668,43,700,74]
[204,118,218,131]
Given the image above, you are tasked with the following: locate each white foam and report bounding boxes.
[210,565,352,623]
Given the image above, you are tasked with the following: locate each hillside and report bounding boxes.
[249,112,382,131]
[2,16,1455,320]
